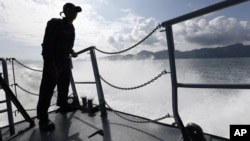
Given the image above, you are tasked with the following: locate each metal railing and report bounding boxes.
[0,58,15,136]
[161,0,250,140]
[0,58,35,141]
[76,46,107,117]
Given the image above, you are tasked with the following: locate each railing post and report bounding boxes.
[0,127,2,141]
[164,26,189,141]
[89,47,107,118]
[69,58,80,106]
[0,58,15,135]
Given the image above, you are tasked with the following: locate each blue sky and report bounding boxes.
[0,0,250,60]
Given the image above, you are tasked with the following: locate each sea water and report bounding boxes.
[0,57,250,138]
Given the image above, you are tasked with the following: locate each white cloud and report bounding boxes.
[74,6,167,54]
[121,9,133,13]
[0,0,63,46]
[174,16,250,50]
[0,0,168,59]
[107,15,166,53]
[2,0,249,59]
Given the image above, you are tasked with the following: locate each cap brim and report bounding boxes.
[74,6,82,12]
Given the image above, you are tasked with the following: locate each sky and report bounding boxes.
[0,0,250,60]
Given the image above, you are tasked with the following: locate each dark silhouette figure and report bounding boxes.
[37,3,82,131]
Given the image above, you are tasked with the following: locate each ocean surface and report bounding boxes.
[1,57,250,138]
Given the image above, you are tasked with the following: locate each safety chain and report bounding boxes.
[10,83,57,97]
[13,103,57,116]
[14,59,42,72]
[95,24,162,54]
[12,84,39,96]
[105,101,172,123]
[100,69,169,90]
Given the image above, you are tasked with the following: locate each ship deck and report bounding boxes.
[1,109,228,141]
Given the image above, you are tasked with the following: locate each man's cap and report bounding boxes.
[63,3,82,13]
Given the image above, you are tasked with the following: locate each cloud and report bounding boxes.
[107,15,166,52]
[0,0,63,46]
[75,7,166,53]
[174,16,250,48]
[121,9,133,13]
[3,0,249,59]
[0,0,107,59]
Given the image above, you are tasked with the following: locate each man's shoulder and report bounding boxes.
[47,18,63,26]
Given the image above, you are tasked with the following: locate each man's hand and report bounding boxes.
[71,51,78,58]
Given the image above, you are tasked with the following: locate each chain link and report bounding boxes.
[105,101,172,123]
[11,83,58,97]
[102,69,172,123]
[13,84,39,96]
[14,59,42,72]
[100,69,169,90]
[8,56,172,124]
[95,24,162,54]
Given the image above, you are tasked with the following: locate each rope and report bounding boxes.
[14,59,42,72]
[95,24,162,54]
[100,69,169,90]
[105,101,172,123]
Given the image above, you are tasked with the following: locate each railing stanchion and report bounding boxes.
[89,47,107,118]
[164,26,189,141]
[69,58,80,106]
[0,58,15,135]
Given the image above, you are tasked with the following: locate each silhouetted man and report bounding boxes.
[37,3,82,131]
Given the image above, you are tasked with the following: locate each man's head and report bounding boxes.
[61,3,82,22]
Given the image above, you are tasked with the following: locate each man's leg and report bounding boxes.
[37,60,57,131]
[57,59,71,108]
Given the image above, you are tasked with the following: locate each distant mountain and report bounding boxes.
[174,43,250,59]
[101,43,250,60]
